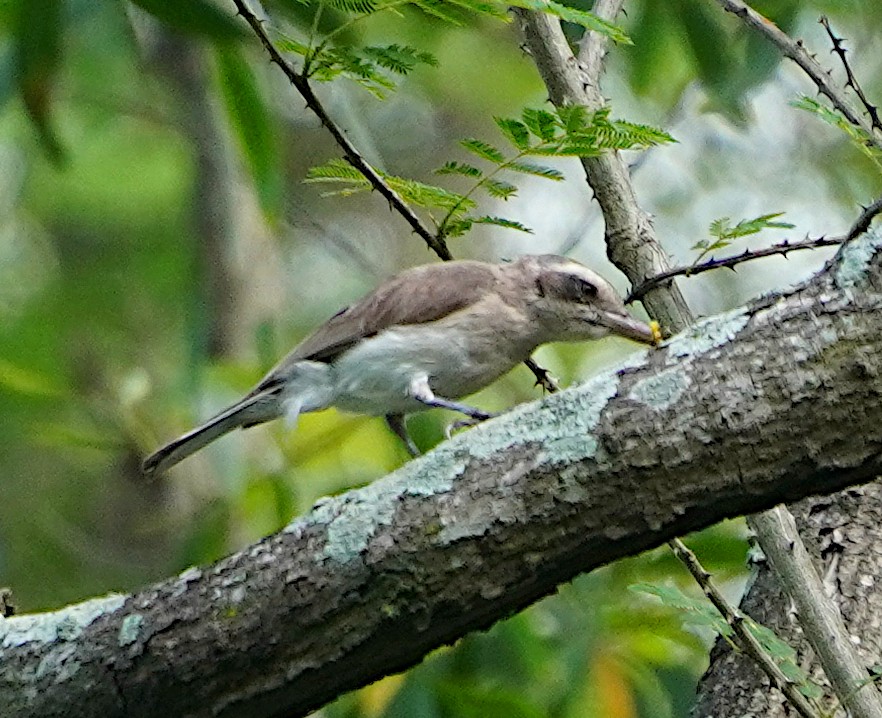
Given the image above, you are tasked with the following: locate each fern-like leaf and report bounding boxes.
[274,35,312,57]
[521,108,557,141]
[307,159,472,213]
[495,117,531,150]
[556,104,590,133]
[306,158,367,182]
[435,161,483,178]
[441,218,474,237]
[530,142,603,157]
[322,0,378,13]
[441,0,510,20]
[460,138,505,163]
[472,216,532,232]
[483,178,518,199]
[506,160,564,180]
[408,0,466,24]
[362,44,437,74]
[386,176,472,212]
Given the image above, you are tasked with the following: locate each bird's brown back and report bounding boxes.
[251,261,503,394]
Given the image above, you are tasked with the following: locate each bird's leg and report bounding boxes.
[409,376,497,422]
[385,413,421,457]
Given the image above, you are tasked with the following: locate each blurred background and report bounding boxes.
[1,0,880,715]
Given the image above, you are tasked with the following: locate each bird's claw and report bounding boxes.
[445,417,483,439]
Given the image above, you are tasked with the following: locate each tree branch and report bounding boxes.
[750,508,882,718]
[4,232,882,718]
[668,538,821,718]
[710,0,881,151]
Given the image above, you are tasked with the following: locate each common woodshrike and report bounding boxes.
[143,254,655,476]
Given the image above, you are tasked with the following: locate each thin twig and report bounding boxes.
[711,0,881,152]
[627,195,882,302]
[231,0,452,260]
[523,358,560,393]
[626,236,843,303]
[845,194,882,241]
[819,16,882,133]
[668,538,821,718]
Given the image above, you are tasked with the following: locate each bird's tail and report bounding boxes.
[142,389,282,478]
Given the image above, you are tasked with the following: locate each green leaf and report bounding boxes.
[506,160,564,180]
[442,218,474,237]
[529,141,602,157]
[791,96,882,167]
[408,0,466,24]
[215,46,283,219]
[435,161,483,178]
[630,583,733,637]
[274,34,312,57]
[460,138,505,163]
[0,359,64,397]
[13,0,65,162]
[322,0,377,13]
[441,0,510,20]
[130,0,245,41]
[747,621,825,699]
[312,46,397,96]
[709,212,793,242]
[556,104,589,133]
[521,108,557,141]
[471,216,533,233]
[362,44,437,74]
[707,217,729,240]
[307,160,470,213]
[483,178,518,199]
[388,176,470,211]
[495,117,531,150]
[507,0,630,43]
[306,158,369,183]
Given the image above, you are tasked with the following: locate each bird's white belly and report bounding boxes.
[330,326,523,415]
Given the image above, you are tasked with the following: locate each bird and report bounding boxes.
[142,254,655,476]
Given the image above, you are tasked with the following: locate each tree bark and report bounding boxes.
[3,234,882,717]
[694,488,882,717]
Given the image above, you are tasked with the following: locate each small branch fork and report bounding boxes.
[627,195,882,303]
[820,16,882,133]
[668,538,821,718]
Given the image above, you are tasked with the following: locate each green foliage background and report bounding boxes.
[1,0,880,715]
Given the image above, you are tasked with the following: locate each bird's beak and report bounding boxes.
[598,311,657,345]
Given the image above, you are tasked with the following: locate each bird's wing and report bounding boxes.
[252,261,500,392]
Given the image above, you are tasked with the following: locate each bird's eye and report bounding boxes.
[570,277,598,302]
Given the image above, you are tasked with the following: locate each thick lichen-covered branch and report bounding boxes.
[3,233,882,718]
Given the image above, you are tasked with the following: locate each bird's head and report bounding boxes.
[515,255,656,345]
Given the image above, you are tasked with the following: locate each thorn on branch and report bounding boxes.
[820,15,882,132]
